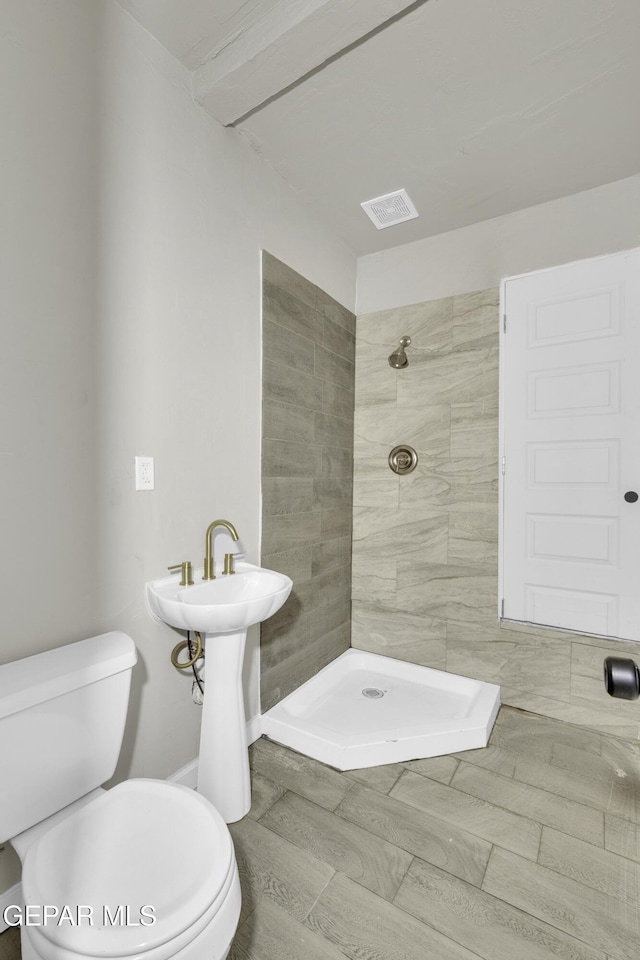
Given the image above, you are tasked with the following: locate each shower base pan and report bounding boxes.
[261,649,501,770]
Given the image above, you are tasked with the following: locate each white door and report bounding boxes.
[501,248,640,641]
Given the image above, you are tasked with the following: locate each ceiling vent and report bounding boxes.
[360,189,419,229]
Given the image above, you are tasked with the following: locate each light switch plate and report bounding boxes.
[135,456,154,491]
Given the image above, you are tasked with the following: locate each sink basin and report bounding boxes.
[146,560,293,823]
[146,562,292,634]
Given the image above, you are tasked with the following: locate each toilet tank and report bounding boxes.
[0,632,137,842]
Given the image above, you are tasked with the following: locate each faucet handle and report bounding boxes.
[168,561,194,586]
[223,553,236,576]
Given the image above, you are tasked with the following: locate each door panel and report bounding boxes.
[524,584,618,637]
[526,515,617,565]
[528,362,620,418]
[529,286,622,346]
[527,440,619,488]
[502,248,640,641]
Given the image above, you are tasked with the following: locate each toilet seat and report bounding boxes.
[21,780,236,959]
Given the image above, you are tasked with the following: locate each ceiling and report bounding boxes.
[117,0,640,255]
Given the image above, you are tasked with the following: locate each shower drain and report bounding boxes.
[362,687,385,699]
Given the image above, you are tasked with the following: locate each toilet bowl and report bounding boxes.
[14,780,241,960]
[0,633,241,960]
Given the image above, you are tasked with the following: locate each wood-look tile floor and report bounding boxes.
[1,706,639,960]
[229,706,640,960]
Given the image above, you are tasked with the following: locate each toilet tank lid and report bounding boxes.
[0,632,137,720]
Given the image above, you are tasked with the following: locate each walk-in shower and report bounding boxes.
[261,259,501,771]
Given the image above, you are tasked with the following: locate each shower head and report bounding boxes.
[388,336,411,369]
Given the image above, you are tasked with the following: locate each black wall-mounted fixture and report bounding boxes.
[603,657,640,700]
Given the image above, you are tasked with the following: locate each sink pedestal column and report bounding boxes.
[197,630,250,824]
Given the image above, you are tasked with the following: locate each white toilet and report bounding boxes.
[0,632,241,960]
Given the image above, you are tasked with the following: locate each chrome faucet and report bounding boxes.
[203,519,239,580]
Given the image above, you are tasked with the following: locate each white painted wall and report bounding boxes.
[356,174,640,314]
[0,0,355,895]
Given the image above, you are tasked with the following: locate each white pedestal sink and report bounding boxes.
[146,563,292,823]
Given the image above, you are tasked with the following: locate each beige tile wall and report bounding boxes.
[260,253,355,711]
[353,288,640,741]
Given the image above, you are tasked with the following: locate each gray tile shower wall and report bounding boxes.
[261,253,355,711]
[353,289,640,741]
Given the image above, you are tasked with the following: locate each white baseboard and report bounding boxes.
[246,714,264,745]
[166,757,199,789]
[0,714,265,933]
[0,882,22,934]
